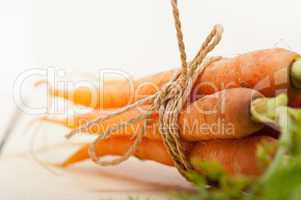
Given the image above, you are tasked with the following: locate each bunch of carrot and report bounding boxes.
[42,48,301,178]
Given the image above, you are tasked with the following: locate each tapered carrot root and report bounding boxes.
[42,88,264,141]
[61,135,275,177]
[47,69,175,109]
[46,48,300,109]
[61,136,178,167]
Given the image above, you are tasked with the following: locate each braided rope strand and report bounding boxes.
[171,0,188,79]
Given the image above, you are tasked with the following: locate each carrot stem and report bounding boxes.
[250,94,301,182]
[260,106,292,182]
[250,94,288,125]
[291,58,301,88]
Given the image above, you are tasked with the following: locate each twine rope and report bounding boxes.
[66,0,223,180]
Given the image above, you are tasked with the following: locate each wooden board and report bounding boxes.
[0,116,193,200]
[0,155,193,199]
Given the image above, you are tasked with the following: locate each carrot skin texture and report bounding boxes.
[43,88,263,141]
[49,48,299,109]
[179,88,263,141]
[191,48,298,101]
[190,136,276,176]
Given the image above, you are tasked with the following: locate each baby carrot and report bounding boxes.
[42,88,263,141]
[46,48,300,109]
[61,136,181,167]
[61,135,275,177]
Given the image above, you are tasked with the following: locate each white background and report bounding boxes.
[0,0,301,199]
[1,0,301,111]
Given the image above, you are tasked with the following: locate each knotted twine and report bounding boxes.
[66,0,223,180]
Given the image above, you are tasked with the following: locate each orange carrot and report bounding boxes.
[61,135,275,177]
[61,136,184,167]
[42,88,263,141]
[190,135,276,177]
[46,48,300,109]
